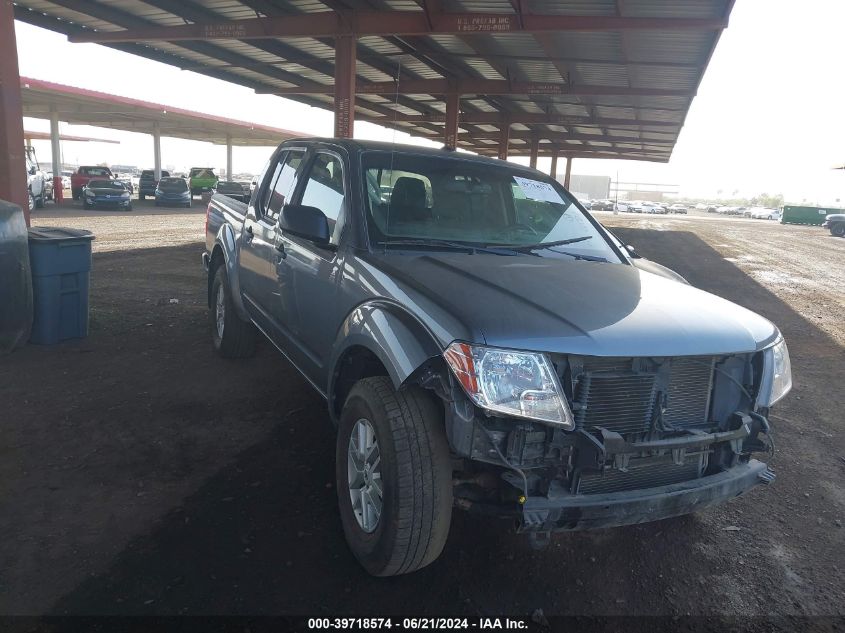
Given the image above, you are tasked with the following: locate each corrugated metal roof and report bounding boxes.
[12,0,734,161]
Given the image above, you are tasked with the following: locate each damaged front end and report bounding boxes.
[432,345,785,539]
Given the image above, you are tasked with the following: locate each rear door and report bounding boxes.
[238,147,307,346]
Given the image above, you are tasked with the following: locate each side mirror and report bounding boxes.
[280,204,331,246]
[29,166,37,176]
[625,244,642,259]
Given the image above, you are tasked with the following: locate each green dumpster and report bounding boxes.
[781,205,842,226]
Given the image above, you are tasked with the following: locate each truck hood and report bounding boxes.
[367,253,779,357]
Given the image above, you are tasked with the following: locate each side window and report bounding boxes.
[264,150,305,223]
[299,153,345,243]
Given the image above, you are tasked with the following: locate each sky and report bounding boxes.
[14,0,845,204]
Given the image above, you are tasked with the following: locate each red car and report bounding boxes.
[71,166,114,200]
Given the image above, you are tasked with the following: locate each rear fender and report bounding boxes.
[209,223,250,321]
[328,301,444,416]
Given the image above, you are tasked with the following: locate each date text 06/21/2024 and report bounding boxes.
[307,618,529,630]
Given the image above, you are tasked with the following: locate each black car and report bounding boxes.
[82,179,132,210]
[138,169,170,201]
[214,180,250,203]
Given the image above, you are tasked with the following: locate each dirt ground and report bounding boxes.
[2,202,844,624]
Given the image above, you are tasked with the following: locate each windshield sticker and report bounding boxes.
[512,176,565,204]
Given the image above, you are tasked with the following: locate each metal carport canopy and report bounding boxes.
[12,0,735,164]
[20,77,305,147]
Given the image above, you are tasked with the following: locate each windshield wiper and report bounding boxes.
[495,236,608,262]
[377,239,518,256]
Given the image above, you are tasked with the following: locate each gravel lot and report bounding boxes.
[2,202,843,625]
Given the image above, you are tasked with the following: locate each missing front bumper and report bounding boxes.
[519,459,773,532]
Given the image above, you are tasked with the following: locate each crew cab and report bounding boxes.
[203,139,790,577]
[71,166,114,200]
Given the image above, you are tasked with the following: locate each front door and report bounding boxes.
[274,151,348,387]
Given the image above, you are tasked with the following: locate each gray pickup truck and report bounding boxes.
[203,138,791,577]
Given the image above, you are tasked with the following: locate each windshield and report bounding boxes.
[81,167,112,177]
[191,168,215,178]
[362,151,621,262]
[90,180,125,190]
[159,178,188,192]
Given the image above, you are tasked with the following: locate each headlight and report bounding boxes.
[757,336,792,407]
[443,342,574,428]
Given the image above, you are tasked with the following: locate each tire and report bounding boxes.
[28,192,35,213]
[210,264,256,358]
[72,189,80,201]
[35,194,44,209]
[336,376,453,577]
[126,204,133,212]
[831,223,845,238]
[83,201,90,210]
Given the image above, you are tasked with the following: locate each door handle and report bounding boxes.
[275,241,287,261]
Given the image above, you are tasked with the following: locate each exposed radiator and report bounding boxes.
[576,454,706,495]
[573,356,716,435]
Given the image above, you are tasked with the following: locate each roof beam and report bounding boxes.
[356,112,680,127]
[458,131,674,145]
[260,79,693,97]
[67,12,728,43]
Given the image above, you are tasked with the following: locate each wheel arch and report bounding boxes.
[328,301,446,423]
[207,224,250,321]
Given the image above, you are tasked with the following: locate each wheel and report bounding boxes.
[210,264,256,358]
[336,376,453,577]
[35,194,45,209]
[126,204,133,212]
[28,192,35,213]
[831,223,845,237]
[72,189,80,201]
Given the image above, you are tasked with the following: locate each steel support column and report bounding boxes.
[0,0,27,222]
[50,105,63,203]
[529,136,539,169]
[563,156,573,189]
[153,123,162,181]
[444,92,459,149]
[498,123,510,160]
[550,151,558,180]
[226,133,233,179]
[334,35,356,139]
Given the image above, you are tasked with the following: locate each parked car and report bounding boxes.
[641,202,663,214]
[154,177,191,208]
[25,146,51,211]
[627,201,644,213]
[215,180,250,203]
[113,173,135,195]
[613,201,630,213]
[189,167,218,197]
[82,179,132,210]
[71,166,114,200]
[669,204,688,214]
[591,199,615,212]
[203,138,790,576]
[822,213,845,237]
[138,169,170,201]
[750,208,781,221]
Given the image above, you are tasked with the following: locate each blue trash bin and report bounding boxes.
[28,227,95,344]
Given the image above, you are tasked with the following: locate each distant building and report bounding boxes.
[558,174,611,200]
[611,181,679,202]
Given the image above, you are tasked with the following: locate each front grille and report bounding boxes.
[573,356,716,435]
[576,454,705,494]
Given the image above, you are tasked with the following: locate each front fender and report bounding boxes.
[211,223,250,322]
[328,300,444,409]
